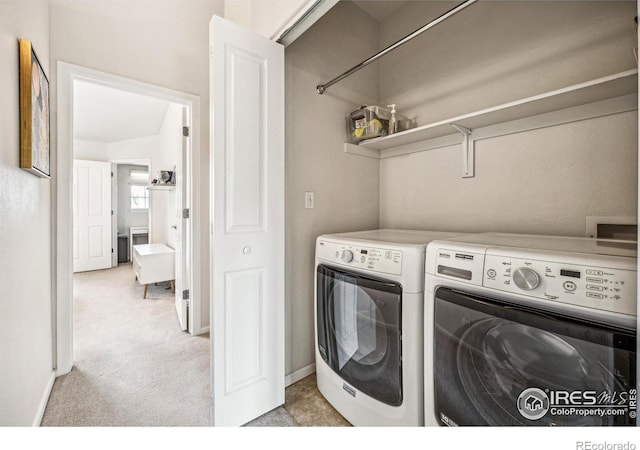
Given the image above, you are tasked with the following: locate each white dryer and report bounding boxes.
[314,229,463,426]
[424,233,637,426]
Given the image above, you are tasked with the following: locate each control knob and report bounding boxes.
[341,250,354,263]
[512,267,540,291]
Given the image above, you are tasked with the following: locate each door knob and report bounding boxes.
[243,246,252,255]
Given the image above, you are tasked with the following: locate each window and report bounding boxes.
[130,170,149,210]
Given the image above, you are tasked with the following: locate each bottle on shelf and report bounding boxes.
[387,104,398,135]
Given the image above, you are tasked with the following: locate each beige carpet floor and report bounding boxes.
[42,263,211,426]
[41,263,347,427]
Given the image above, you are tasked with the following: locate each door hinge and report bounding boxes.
[182,126,190,137]
[111,210,114,216]
[111,248,114,253]
[111,171,114,177]
[183,289,190,307]
[182,208,190,219]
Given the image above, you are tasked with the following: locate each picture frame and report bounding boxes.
[19,38,50,178]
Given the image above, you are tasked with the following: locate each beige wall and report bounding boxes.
[151,102,181,249]
[378,1,637,125]
[379,112,638,235]
[50,0,225,331]
[0,1,53,426]
[377,1,638,236]
[285,1,381,375]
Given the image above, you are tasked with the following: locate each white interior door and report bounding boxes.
[210,15,285,426]
[174,108,189,332]
[73,159,112,273]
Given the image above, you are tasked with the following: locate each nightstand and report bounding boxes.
[132,243,175,299]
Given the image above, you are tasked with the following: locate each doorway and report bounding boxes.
[56,63,203,375]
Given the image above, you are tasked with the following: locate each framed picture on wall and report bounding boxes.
[19,38,50,178]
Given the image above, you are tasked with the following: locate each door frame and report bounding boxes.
[55,62,203,375]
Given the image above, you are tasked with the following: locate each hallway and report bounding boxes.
[42,264,210,426]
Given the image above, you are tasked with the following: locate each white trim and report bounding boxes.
[111,163,118,268]
[343,142,379,159]
[56,62,204,375]
[275,0,339,46]
[33,371,56,426]
[284,363,316,388]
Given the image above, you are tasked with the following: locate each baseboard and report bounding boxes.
[285,363,315,387]
[33,371,56,426]
[192,325,210,336]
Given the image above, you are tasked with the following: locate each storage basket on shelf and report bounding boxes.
[345,105,410,143]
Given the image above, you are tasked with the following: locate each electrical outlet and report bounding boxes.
[305,191,315,209]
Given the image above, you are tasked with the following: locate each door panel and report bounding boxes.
[73,159,112,273]
[210,15,284,426]
[225,46,266,232]
[225,268,264,392]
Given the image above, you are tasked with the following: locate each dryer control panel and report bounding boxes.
[317,240,403,276]
[483,253,637,317]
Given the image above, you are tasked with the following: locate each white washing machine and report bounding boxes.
[314,229,464,426]
[424,233,637,426]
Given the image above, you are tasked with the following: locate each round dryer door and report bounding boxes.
[433,287,636,427]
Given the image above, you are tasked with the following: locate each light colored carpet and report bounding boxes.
[42,263,211,426]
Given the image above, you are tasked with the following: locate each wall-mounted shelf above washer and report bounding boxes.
[344,69,638,176]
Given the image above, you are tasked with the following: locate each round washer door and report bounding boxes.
[317,265,403,406]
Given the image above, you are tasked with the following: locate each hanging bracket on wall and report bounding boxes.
[451,123,474,178]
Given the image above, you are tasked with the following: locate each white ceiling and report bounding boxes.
[73,81,171,143]
[351,1,408,22]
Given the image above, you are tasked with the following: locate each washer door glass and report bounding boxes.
[317,265,403,406]
[433,287,636,427]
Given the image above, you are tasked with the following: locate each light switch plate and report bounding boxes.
[305,191,315,209]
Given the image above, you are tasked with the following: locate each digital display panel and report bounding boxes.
[560,269,581,279]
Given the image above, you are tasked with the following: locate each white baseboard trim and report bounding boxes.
[193,325,210,336]
[33,371,56,426]
[285,363,315,387]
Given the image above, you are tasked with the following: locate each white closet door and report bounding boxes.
[210,15,285,426]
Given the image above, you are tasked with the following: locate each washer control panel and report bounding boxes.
[317,240,403,275]
[483,254,637,316]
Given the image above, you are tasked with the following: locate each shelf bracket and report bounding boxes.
[451,123,474,178]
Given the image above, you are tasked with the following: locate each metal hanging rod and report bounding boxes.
[316,0,478,95]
